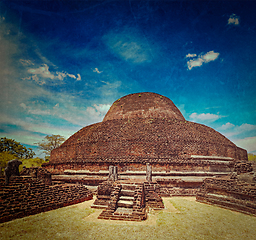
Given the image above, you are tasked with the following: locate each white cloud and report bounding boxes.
[28,64,55,80]
[234,136,256,154]
[202,51,220,63]
[77,74,81,81]
[66,73,77,79]
[93,104,111,114]
[189,112,222,122]
[16,88,112,127]
[20,103,27,110]
[187,58,204,70]
[218,123,256,138]
[19,59,34,66]
[218,122,235,130]
[186,50,220,70]
[103,29,152,64]
[0,17,118,148]
[93,68,103,74]
[218,123,256,153]
[236,123,256,133]
[0,113,79,146]
[27,64,81,83]
[186,53,197,58]
[28,108,51,115]
[228,14,239,26]
[214,122,256,154]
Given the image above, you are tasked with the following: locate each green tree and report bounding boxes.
[248,153,256,162]
[0,137,35,159]
[35,135,66,158]
[0,152,17,175]
[19,157,46,171]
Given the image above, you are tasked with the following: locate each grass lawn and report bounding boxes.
[1,197,256,240]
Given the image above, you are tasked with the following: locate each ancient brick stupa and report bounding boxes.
[44,92,248,195]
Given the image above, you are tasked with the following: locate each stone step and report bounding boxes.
[117,200,133,208]
[119,196,134,201]
[120,189,135,197]
[91,204,108,209]
[121,184,136,191]
[115,207,133,214]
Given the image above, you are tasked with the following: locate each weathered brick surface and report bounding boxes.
[234,161,253,174]
[196,167,256,216]
[0,176,93,223]
[157,179,202,197]
[44,93,247,175]
[92,181,114,207]
[144,182,164,209]
[96,181,148,221]
[94,180,164,221]
[21,167,52,185]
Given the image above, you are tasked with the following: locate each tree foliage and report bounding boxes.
[35,134,66,156]
[248,153,256,162]
[0,137,35,159]
[0,152,17,175]
[19,157,46,171]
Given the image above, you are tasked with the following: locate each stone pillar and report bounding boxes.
[146,163,152,182]
[108,166,118,181]
[108,165,114,181]
[5,159,22,185]
[113,166,118,181]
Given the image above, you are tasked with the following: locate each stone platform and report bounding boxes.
[50,156,233,197]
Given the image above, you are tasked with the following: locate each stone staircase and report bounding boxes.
[116,184,135,212]
[98,182,147,221]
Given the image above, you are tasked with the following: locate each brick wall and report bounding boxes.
[157,179,201,197]
[0,176,93,223]
[196,176,256,216]
[144,182,164,209]
[43,157,236,176]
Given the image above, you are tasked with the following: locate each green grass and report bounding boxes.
[1,197,256,240]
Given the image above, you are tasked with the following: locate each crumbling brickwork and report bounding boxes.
[0,176,93,223]
[157,179,201,196]
[21,167,52,185]
[92,181,114,208]
[144,182,164,209]
[234,161,253,174]
[196,177,256,216]
[196,162,256,216]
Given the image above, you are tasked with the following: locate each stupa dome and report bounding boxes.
[103,92,185,122]
[48,92,247,169]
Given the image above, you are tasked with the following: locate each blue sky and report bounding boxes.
[0,0,256,157]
